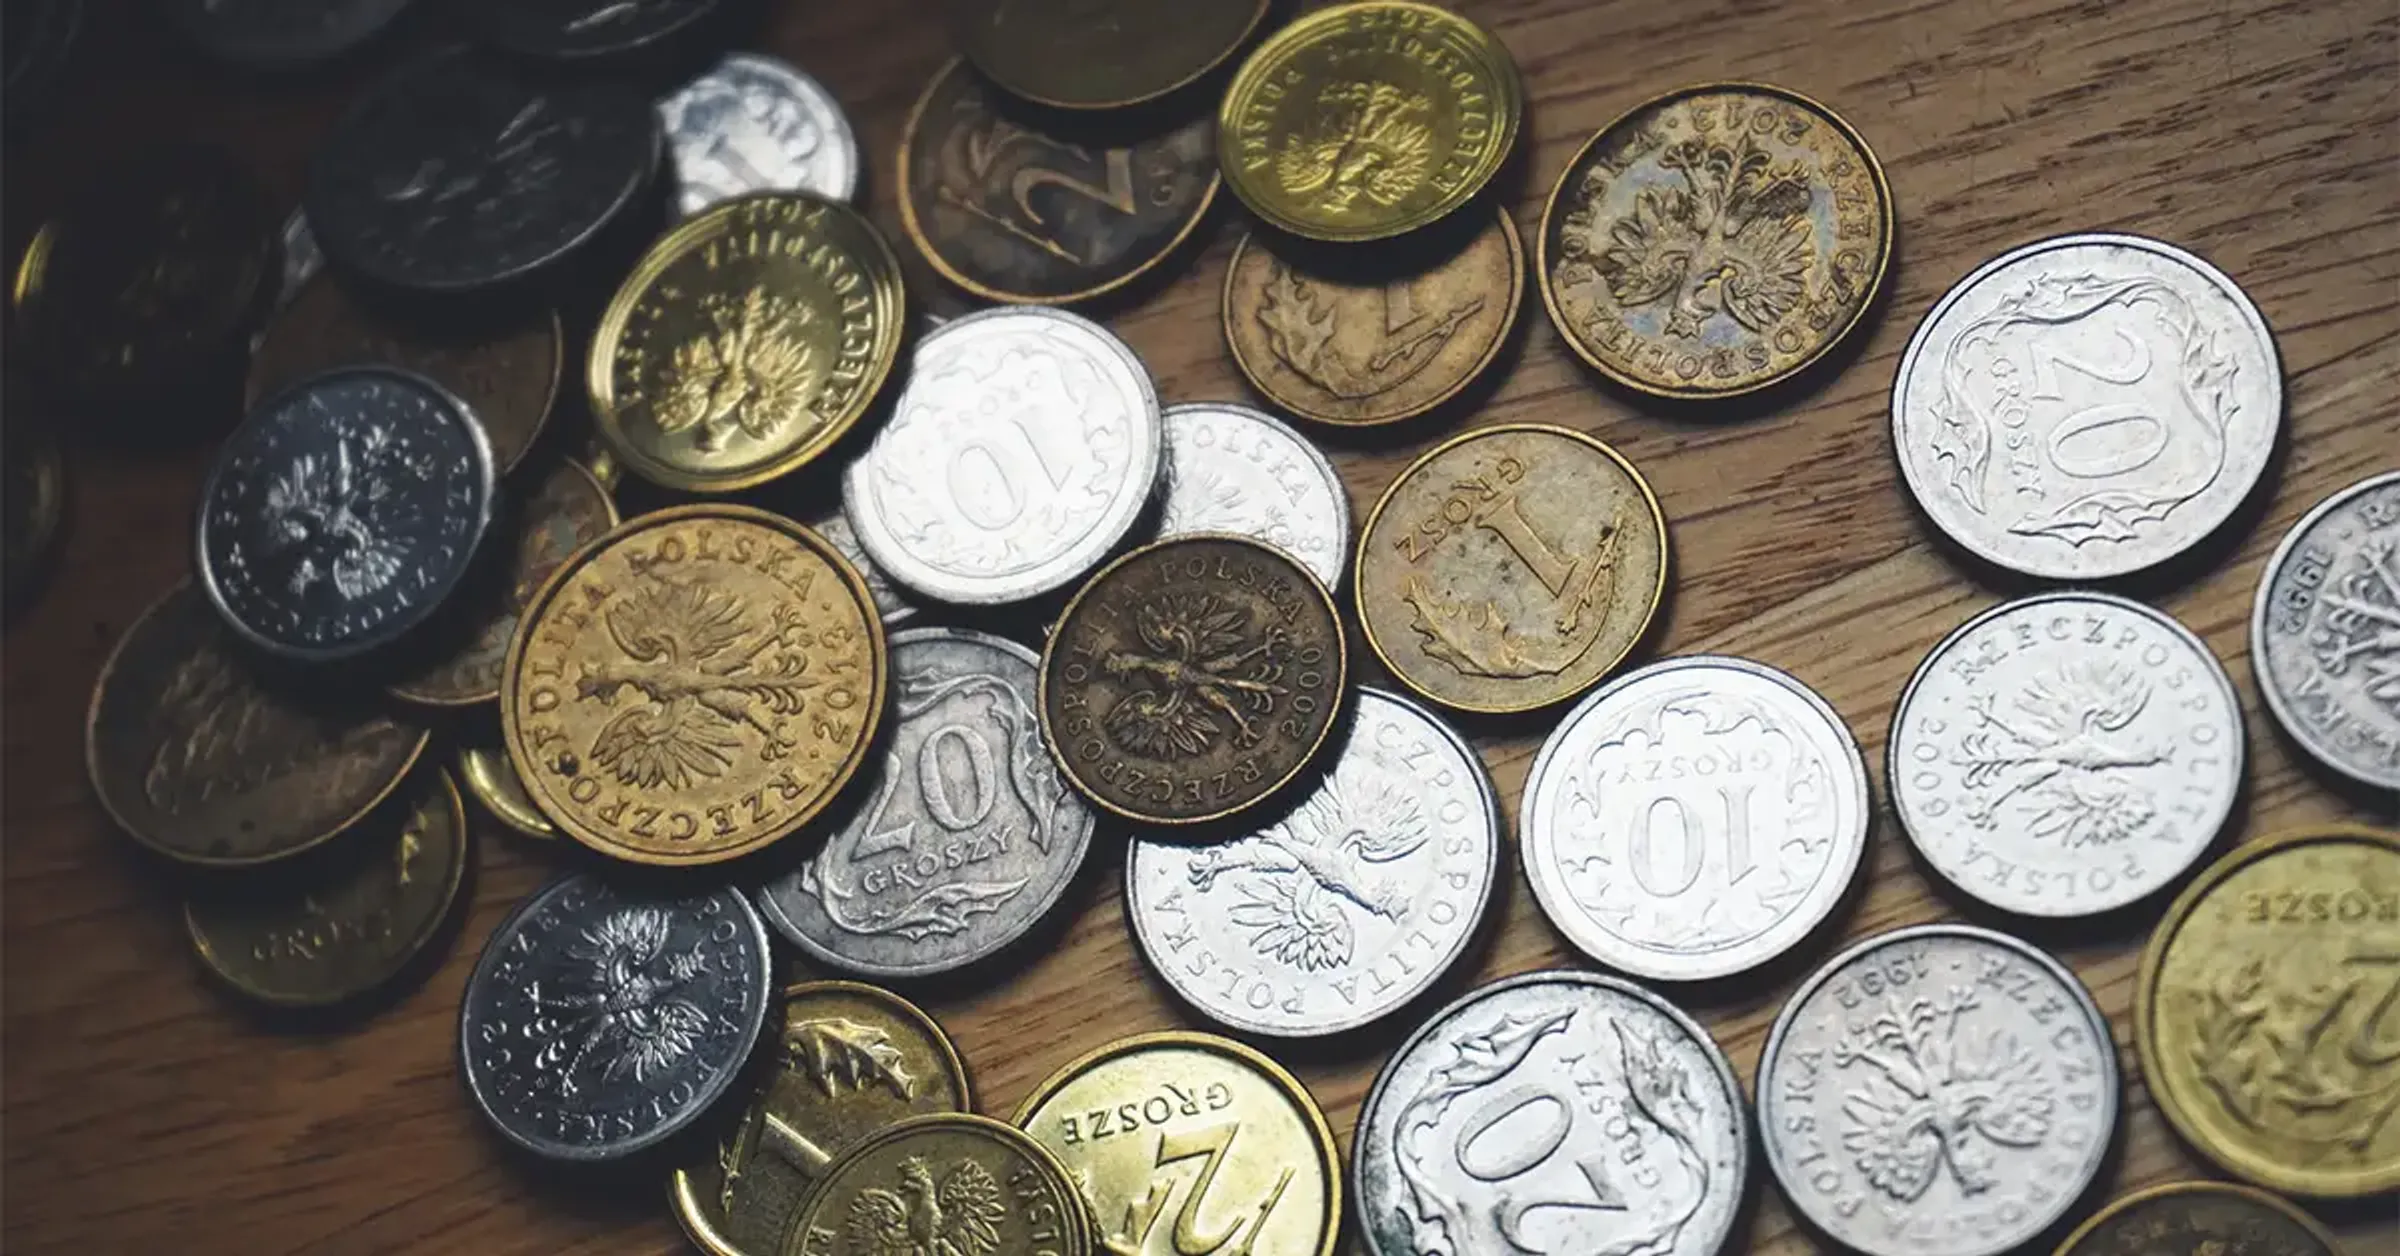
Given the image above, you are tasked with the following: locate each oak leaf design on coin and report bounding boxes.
[847,1156,1006,1256]
[1197,772,1431,972]
[655,289,818,454]
[784,1017,917,1099]
[261,434,405,601]
[531,906,714,1094]
[1257,261,1485,401]
[1278,81,1437,214]
[2178,957,2400,1150]
[1832,985,2056,1201]
[1954,661,2168,846]
[1404,513,1625,681]
[2312,533,2400,713]
[578,579,821,789]
[1589,131,1815,340]
[1103,592,1294,759]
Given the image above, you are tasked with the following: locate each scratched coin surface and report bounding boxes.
[1540,83,1891,399]
[779,1113,1095,1256]
[2053,1181,2342,1256]
[1759,924,2120,1256]
[470,0,730,60]
[1156,402,1351,589]
[2136,824,2400,1198]
[1127,687,1498,1037]
[1356,424,1667,715]
[1012,1031,1339,1256]
[951,0,1269,110]
[2250,470,2400,792]
[1353,970,1749,1256]
[660,53,861,217]
[502,505,886,866]
[1893,233,2282,580]
[460,873,773,1163]
[1892,592,2242,917]
[759,628,1096,979]
[162,0,415,70]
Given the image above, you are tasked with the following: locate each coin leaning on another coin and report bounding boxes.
[1154,401,1352,590]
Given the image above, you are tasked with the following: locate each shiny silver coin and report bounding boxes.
[759,627,1095,978]
[273,207,322,312]
[658,52,860,218]
[810,505,917,627]
[1520,655,1869,982]
[2252,470,2400,792]
[1892,233,2282,581]
[1892,591,2242,916]
[459,873,772,1163]
[1354,969,1749,1256]
[1757,923,2118,1256]
[1156,401,1350,590]
[845,306,1163,605]
[1125,686,1498,1038]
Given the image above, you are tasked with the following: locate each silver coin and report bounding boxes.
[1519,655,1869,982]
[1156,401,1351,589]
[1125,687,1498,1038]
[1354,969,1749,1256]
[844,306,1163,605]
[809,505,917,627]
[1757,923,2118,1256]
[458,873,772,1163]
[1892,233,2282,581]
[275,207,322,310]
[2252,470,2400,792]
[657,52,860,218]
[759,627,1095,978]
[1891,591,2242,916]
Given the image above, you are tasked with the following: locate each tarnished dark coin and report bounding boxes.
[659,53,861,216]
[1040,534,1347,826]
[163,0,415,71]
[3,0,82,127]
[2054,1181,2341,1256]
[950,0,1269,111]
[2,417,66,613]
[468,0,730,62]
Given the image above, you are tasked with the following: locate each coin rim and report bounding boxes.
[1536,80,1894,400]
[2248,470,2400,791]
[1158,400,1355,588]
[457,742,555,839]
[660,52,864,215]
[783,1111,1095,1256]
[3,420,67,603]
[955,0,1272,111]
[2049,1178,2344,1256]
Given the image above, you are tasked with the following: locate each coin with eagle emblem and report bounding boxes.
[774,1112,1092,1256]
[2053,1181,2341,1256]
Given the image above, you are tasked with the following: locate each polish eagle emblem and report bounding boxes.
[1954,660,2166,847]
[1193,769,1431,971]
[652,287,818,452]
[1275,80,1436,214]
[260,436,403,602]
[1101,592,1292,759]
[1834,988,2056,1201]
[845,1155,1006,1256]
[1597,132,1816,338]
[529,906,713,1094]
[575,578,818,789]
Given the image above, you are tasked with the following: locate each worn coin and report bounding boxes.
[1541,83,1892,399]
[503,505,886,866]
[87,582,428,867]
[1127,687,1497,1037]
[952,0,1269,111]
[460,873,773,1162]
[660,53,861,218]
[1012,1031,1338,1256]
[1759,923,2119,1256]
[2135,824,2400,1198]
[1157,402,1351,589]
[810,507,917,627]
[458,738,555,839]
[779,1112,1095,1256]
[273,208,322,311]
[845,306,1162,605]
[2,418,65,612]
[2251,470,2400,792]
[590,193,906,493]
[163,0,415,71]
[1893,233,2282,580]
[2053,1181,2342,1256]
[1892,592,2242,917]
[470,0,730,62]
[1355,423,1667,715]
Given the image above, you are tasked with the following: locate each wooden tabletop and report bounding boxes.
[5,1,2396,1252]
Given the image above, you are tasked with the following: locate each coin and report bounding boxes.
[1222,205,1521,427]
[811,507,917,627]
[1157,402,1351,589]
[952,0,1269,111]
[458,739,554,839]
[502,505,887,866]
[590,193,906,493]
[2052,1181,2342,1256]
[898,57,1219,306]
[1893,233,2282,580]
[2,418,65,612]
[2135,824,2400,1198]
[184,767,468,1007]
[460,873,773,1163]
[1012,1031,1338,1256]
[660,53,861,218]
[1540,83,1891,399]
[759,628,1095,978]
[162,0,415,71]
[1759,923,2119,1256]
[1353,970,1748,1256]
[2250,471,2400,792]
[845,306,1162,605]
[1891,592,2242,917]
[1220,1,1521,243]
[86,582,428,866]
[470,0,731,61]
[779,1112,1094,1256]
[272,208,322,311]
[1354,423,1666,714]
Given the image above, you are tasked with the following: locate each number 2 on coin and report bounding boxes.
[1104,1120,1293,1256]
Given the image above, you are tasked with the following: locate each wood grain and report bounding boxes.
[5,2,2397,1252]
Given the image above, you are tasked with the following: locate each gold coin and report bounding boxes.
[87,581,427,866]
[2136,824,2400,1197]
[673,981,971,1256]
[583,440,622,491]
[1538,82,1893,398]
[590,193,906,493]
[1354,424,1667,713]
[2053,1181,2341,1256]
[1222,204,1521,426]
[779,1112,1094,1256]
[502,505,887,866]
[456,737,554,840]
[183,768,470,1007]
[951,0,1270,111]
[1011,1030,1340,1256]
[1219,2,1522,243]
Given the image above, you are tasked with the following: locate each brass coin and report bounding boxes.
[951,0,1270,111]
[456,738,554,839]
[502,505,887,866]
[673,980,971,1256]
[1354,424,1667,714]
[1222,204,1521,426]
[1219,1,1522,243]
[1011,1030,1340,1256]
[2,417,66,609]
[2136,824,2400,1197]
[1538,82,1893,398]
[899,57,1220,306]
[387,458,618,707]
[183,768,469,1007]
[2053,1181,2342,1256]
[1040,534,1346,826]
[590,193,906,493]
[778,1112,1094,1256]
[86,581,427,867]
